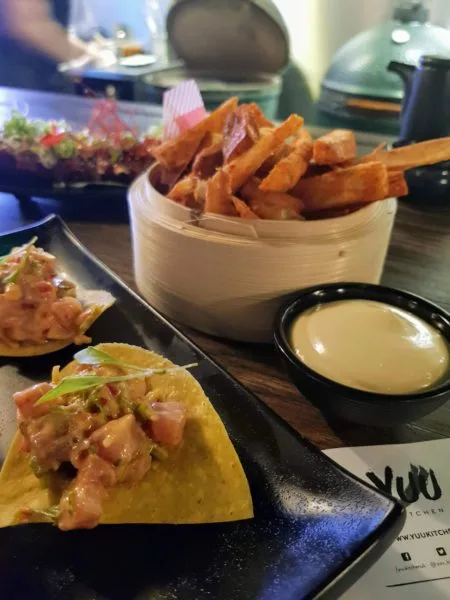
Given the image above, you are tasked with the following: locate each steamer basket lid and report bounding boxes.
[166,0,290,76]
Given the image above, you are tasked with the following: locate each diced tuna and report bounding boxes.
[149,402,187,446]
[51,297,83,329]
[13,382,53,419]
[89,414,149,466]
[58,455,116,530]
[21,412,71,470]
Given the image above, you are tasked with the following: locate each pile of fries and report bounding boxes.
[150,98,450,220]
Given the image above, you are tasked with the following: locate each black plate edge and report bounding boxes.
[315,501,405,599]
[0,215,406,599]
[0,179,128,202]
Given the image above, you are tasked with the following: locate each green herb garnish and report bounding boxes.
[38,506,60,520]
[53,138,77,159]
[135,402,152,422]
[29,455,49,479]
[13,505,60,525]
[3,111,42,141]
[0,236,37,266]
[34,364,197,406]
[151,445,169,461]
[2,236,38,284]
[74,347,150,372]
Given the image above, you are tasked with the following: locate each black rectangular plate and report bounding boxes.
[0,174,128,202]
[0,216,405,600]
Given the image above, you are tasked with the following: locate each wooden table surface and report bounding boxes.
[67,205,450,451]
[0,88,449,451]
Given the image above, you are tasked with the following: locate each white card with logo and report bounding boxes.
[325,439,450,599]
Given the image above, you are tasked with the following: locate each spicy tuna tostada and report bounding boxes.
[0,238,114,356]
[0,343,253,530]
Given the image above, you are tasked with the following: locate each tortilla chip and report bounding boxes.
[0,290,115,358]
[0,343,253,526]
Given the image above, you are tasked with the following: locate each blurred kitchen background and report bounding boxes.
[83,0,450,94]
[6,0,450,135]
[67,0,450,135]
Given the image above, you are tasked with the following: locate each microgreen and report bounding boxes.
[74,346,149,372]
[1,236,38,285]
[34,364,197,406]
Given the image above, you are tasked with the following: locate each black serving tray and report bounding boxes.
[0,215,405,600]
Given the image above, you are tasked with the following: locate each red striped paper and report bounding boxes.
[163,80,206,141]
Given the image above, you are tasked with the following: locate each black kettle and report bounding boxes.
[388,55,450,205]
[388,55,450,143]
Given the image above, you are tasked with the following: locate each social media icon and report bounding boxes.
[401,552,412,562]
[436,547,447,557]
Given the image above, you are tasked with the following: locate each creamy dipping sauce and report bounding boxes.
[290,299,449,394]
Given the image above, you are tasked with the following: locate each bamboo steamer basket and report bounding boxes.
[128,169,397,343]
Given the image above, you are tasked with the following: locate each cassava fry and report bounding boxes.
[152,129,203,173]
[152,97,238,170]
[167,175,201,208]
[259,128,313,192]
[231,196,259,219]
[158,164,187,189]
[293,162,389,212]
[241,178,304,220]
[194,178,207,207]
[313,129,357,165]
[204,169,236,216]
[167,175,196,201]
[223,104,260,163]
[192,139,223,179]
[153,99,450,221]
[339,143,386,168]
[255,144,291,178]
[245,103,274,128]
[150,162,186,192]
[224,114,304,193]
[248,194,304,220]
[303,163,333,179]
[352,138,450,170]
[387,170,408,198]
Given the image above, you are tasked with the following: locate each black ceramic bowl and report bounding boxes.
[274,283,450,427]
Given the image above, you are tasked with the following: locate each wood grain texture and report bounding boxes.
[69,201,450,451]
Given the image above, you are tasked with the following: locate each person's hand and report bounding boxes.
[86,41,117,68]
[59,37,116,73]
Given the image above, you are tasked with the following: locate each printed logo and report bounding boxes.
[366,465,442,504]
[401,552,412,562]
[436,547,447,556]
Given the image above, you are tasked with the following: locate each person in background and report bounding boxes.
[0,0,113,92]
